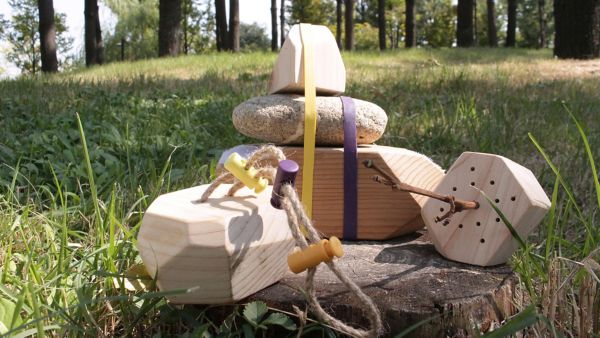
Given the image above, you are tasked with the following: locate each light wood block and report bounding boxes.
[268,24,346,95]
[137,184,295,304]
[422,152,551,266]
[282,145,445,239]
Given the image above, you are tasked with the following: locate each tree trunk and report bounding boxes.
[486,0,498,47]
[158,0,182,57]
[538,0,546,48]
[280,0,286,46]
[554,0,600,59]
[229,0,239,52]
[378,0,386,50]
[473,0,478,45]
[505,0,516,47]
[38,0,58,72]
[457,0,474,47]
[215,0,228,51]
[336,0,342,49]
[405,0,415,48]
[182,0,189,54]
[84,0,104,66]
[271,0,278,51]
[249,233,518,337]
[344,0,354,50]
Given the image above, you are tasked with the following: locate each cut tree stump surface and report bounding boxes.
[249,231,517,337]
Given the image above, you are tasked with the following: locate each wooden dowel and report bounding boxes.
[363,160,479,223]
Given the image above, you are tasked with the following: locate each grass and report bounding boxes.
[0,47,599,336]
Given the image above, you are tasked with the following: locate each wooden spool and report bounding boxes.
[268,24,346,95]
[137,184,295,304]
[282,145,444,239]
[422,152,551,266]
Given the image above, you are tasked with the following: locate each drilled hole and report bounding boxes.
[458,224,463,229]
[495,198,500,203]
[440,207,444,212]
[476,221,481,226]
[490,180,495,185]
[511,196,516,201]
[470,182,475,186]
[496,218,500,222]
[480,238,485,243]
[470,166,475,171]
[452,187,457,191]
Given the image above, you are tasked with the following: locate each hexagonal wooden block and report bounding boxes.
[137,184,295,304]
[283,145,445,239]
[268,24,345,95]
[423,152,551,266]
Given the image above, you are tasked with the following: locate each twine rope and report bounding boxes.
[280,184,383,338]
[196,145,285,203]
[199,145,382,337]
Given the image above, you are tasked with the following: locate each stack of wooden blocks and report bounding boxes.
[136,24,551,305]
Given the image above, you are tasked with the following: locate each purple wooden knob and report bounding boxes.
[271,160,299,209]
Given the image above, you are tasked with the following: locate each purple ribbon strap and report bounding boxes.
[341,96,358,240]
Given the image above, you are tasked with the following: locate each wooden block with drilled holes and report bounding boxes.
[422,152,551,266]
[282,145,445,240]
[268,24,345,95]
[137,184,295,304]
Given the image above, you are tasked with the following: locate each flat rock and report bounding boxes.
[232,94,387,146]
[248,232,518,337]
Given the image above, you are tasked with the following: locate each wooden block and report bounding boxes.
[137,184,295,304]
[283,145,444,240]
[423,152,551,266]
[268,24,346,95]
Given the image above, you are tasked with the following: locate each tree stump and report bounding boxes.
[249,231,518,337]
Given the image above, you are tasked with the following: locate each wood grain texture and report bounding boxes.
[268,24,346,95]
[283,145,444,240]
[137,184,295,304]
[423,152,551,266]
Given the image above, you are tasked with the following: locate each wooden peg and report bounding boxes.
[288,237,344,274]
[224,152,268,193]
[271,159,299,209]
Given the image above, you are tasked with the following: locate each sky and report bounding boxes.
[0,0,272,77]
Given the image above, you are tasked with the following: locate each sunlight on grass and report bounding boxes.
[0,49,598,336]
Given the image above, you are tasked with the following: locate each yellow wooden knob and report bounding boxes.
[287,237,344,274]
[224,152,268,193]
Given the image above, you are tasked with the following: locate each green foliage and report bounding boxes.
[354,22,379,50]
[417,0,456,47]
[181,0,216,54]
[243,301,296,332]
[103,0,159,61]
[288,0,336,26]
[516,0,553,48]
[239,23,270,51]
[0,297,24,334]
[352,0,457,48]
[1,0,72,75]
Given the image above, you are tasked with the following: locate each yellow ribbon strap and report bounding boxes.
[299,24,317,218]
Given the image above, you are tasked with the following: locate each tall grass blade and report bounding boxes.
[482,305,541,338]
[76,112,103,226]
[529,133,595,255]
[565,106,600,210]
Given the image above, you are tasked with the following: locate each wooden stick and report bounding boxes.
[363,160,479,224]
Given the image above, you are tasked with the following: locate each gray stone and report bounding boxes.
[232,94,388,146]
